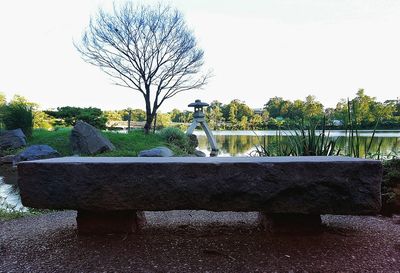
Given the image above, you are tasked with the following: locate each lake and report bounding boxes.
[1,130,399,210]
[194,130,400,157]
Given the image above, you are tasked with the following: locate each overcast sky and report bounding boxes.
[0,0,399,111]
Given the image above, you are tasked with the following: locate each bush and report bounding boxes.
[158,127,194,153]
[381,159,400,216]
[2,103,33,137]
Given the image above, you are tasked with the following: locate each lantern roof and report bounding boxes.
[188,99,209,108]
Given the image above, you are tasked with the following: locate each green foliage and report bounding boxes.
[103,110,123,121]
[251,131,293,157]
[338,99,384,159]
[104,108,147,123]
[0,208,27,221]
[381,159,400,216]
[155,113,172,129]
[287,118,340,156]
[223,99,254,130]
[252,118,339,157]
[205,101,224,130]
[2,100,34,137]
[45,106,107,129]
[158,127,194,154]
[252,102,391,158]
[100,90,399,132]
[332,89,398,129]
[0,92,6,106]
[33,111,56,130]
[263,96,324,128]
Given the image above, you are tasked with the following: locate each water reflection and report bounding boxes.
[195,130,400,157]
[0,177,25,211]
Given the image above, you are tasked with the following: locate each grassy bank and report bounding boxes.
[26,128,186,156]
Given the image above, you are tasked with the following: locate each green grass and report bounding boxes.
[102,130,178,156]
[0,207,51,221]
[29,128,73,156]
[26,128,186,157]
[0,208,27,221]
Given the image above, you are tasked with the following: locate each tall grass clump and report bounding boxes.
[2,103,33,137]
[253,99,388,159]
[251,130,293,156]
[252,118,340,157]
[287,117,340,156]
[341,99,383,159]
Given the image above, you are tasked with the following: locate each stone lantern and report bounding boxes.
[186,99,218,156]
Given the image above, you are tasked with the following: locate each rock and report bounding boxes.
[70,120,115,155]
[0,155,16,165]
[13,145,60,164]
[138,147,174,157]
[194,150,206,157]
[0,129,26,151]
[18,156,382,214]
[187,134,198,149]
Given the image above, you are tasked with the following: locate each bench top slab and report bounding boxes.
[20,156,379,164]
[18,156,382,214]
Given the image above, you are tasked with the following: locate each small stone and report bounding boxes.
[194,150,206,157]
[138,147,174,157]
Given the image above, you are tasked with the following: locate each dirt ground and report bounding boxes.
[1,211,400,273]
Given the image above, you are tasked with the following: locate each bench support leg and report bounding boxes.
[258,213,322,234]
[76,210,146,235]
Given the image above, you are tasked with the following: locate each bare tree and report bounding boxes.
[75,3,210,133]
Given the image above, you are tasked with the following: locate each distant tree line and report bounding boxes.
[162,89,400,130]
[1,89,399,132]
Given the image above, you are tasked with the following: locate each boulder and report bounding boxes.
[194,150,206,157]
[70,121,115,155]
[13,145,60,164]
[0,129,26,151]
[138,147,174,157]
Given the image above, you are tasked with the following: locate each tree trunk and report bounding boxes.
[144,113,154,134]
[143,93,153,134]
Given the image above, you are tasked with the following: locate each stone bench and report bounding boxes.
[17,156,382,234]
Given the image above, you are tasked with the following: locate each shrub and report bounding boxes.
[2,103,33,137]
[381,159,400,216]
[158,127,194,153]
